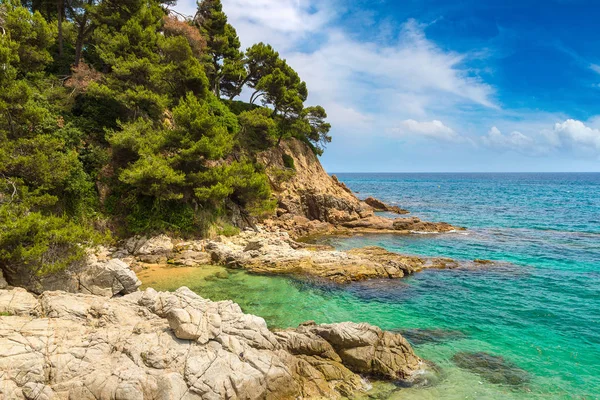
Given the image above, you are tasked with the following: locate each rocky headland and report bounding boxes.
[258,139,462,239]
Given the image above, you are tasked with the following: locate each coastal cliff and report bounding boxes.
[259,139,459,238]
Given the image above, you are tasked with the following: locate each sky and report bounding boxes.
[174,0,600,172]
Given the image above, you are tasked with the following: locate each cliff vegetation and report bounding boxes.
[0,0,331,276]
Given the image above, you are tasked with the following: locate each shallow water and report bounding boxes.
[141,173,600,399]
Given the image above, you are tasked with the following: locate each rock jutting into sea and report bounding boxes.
[364,197,410,214]
[0,286,424,399]
[258,139,463,238]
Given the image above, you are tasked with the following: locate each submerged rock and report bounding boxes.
[396,328,467,346]
[0,287,424,400]
[451,352,530,386]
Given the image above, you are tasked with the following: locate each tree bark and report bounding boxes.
[57,0,64,57]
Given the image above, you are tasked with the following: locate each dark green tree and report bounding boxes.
[194,0,244,97]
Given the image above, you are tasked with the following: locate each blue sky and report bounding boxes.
[175,0,600,172]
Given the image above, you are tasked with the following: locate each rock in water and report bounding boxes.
[0,287,424,399]
[452,352,530,386]
[396,329,467,345]
[364,197,410,214]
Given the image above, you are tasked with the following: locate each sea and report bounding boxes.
[142,173,600,399]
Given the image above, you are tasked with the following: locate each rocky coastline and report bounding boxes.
[0,139,474,399]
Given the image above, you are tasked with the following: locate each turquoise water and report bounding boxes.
[148,173,600,399]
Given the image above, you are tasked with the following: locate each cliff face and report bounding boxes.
[258,139,373,234]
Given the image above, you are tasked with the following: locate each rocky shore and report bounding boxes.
[0,139,473,399]
[0,285,423,399]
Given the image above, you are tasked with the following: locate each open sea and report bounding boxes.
[141,173,600,399]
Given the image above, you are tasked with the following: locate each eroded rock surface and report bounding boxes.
[0,287,423,399]
[206,231,462,283]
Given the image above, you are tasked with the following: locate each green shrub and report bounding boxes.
[282,153,295,170]
[0,208,104,276]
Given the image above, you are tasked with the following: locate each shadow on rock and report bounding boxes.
[451,352,530,386]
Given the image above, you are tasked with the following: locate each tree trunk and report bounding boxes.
[57,0,64,57]
[74,14,88,67]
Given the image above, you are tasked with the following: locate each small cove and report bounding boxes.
[139,173,600,399]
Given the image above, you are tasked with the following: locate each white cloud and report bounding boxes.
[481,119,600,156]
[174,0,497,135]
[590,64,600,74]
[482,126,537,153]
[393,119,461,142]
[552,119,600,150]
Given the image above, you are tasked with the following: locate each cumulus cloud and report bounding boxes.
[482,126,537,153]
[552,119,600,150]
[393,119,462,142]
[482,119,600,156]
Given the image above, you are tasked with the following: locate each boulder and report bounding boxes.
[364,197,409,214]
[0,254,140,297]
[78,258,141,297]
[136,234,174,255]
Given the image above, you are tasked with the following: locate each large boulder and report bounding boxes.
[0,254,140,298]
[0,287,424,399]
[0,269,7,289]
[78,258,141,297]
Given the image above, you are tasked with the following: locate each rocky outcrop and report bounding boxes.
[1,253,141,297]
[206,230,462,283]
[259,139,461,238]
[0,287,424,399]
[259,139,372,225]
[364,197,409,214]
[0,269,7,289]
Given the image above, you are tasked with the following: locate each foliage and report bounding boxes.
[0,206,103,277]
[0,0,331,277]
[282,153,295,170]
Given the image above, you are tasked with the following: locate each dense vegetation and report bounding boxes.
[0,0,331,275]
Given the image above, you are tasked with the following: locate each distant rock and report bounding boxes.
[364,197,410,214]
[452,352,530,386]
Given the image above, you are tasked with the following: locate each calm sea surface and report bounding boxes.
[144,173,600,399]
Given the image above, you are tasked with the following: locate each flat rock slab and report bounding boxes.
[206,231,466,283]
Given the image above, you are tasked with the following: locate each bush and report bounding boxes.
[0,208,104,276]
[282,153,295,170]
